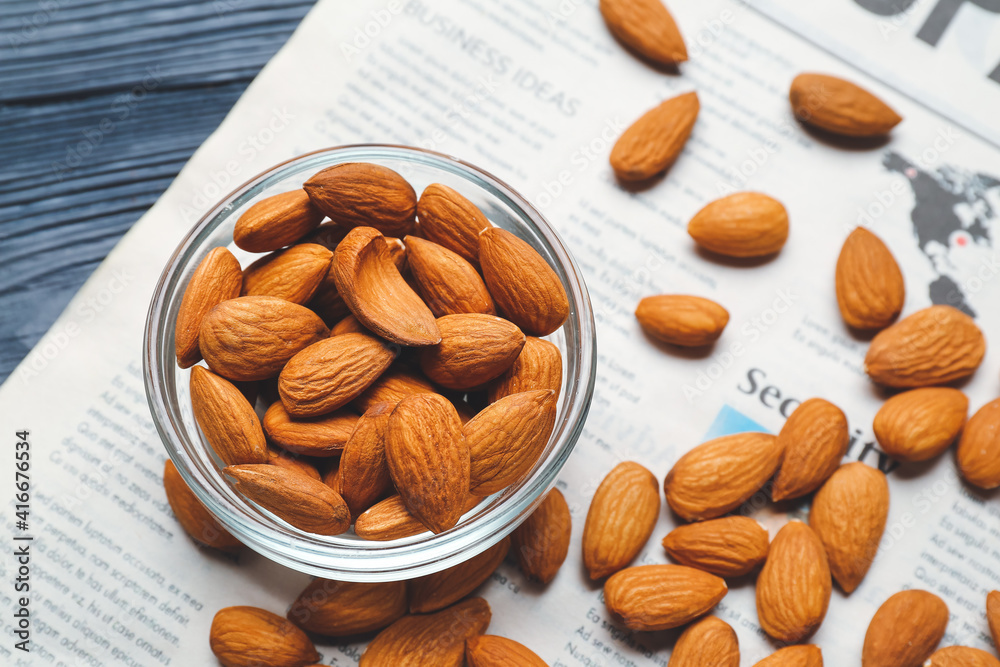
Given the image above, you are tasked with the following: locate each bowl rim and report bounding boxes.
[143,144,596,581]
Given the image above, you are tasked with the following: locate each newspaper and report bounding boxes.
[3,0,1000,664]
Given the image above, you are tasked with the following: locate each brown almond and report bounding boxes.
[332,226,440,346]
[322,458,341,495]
[199,296,329,381]
[304,162,416,237]
[664,432,783,521]
[669,616,740,667]
[268,448,320,481]
[416,183,491,267]
[862,590,948,667]
[835,227,905,330]
[487,336,563,402]
[810,462,889,593]
[753,645,824,667]
[330,313,369,336]
[210,605,319,667]
[479,227,569,336]
[465,390,557,495]
[359,597,491,667]
[224,464,350,536]
[339,403,394,517]
[419,314,525,390]
[865,305,986,387]
[385,393,471,534]
[511,488,571,584]
[604,564,728,631]
[409,538,510,613]
[688,192,789,258]
[756,521,831,643]
[988,590,1000,652]
[790,73,902,137]
[874,387,968,462]
[957,398,1000,489]
[233,190,324,253]
[466,635,546,667]
[163,460,242,552]
[583,461,661,579]
[354,365,437,413]
[599,0,687,66]
[405,235,495,317]
[278,333,397,417]
[925,647,1000,667]
[354,494,432,541]
[287,578,407,637]
[610,91,699,181]
[662,516,769,578]
[262,402,359,457]
[635,295,729,347]
[772,398,849,501]
[241,243,332,305]
[190,365,269,466]
[175,247,243,368]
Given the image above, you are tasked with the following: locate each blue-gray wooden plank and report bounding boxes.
[0,0,314,383]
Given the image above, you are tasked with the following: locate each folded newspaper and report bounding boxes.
[3,0,999,664]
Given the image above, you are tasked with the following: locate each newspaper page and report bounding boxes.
[3,0,1000,664]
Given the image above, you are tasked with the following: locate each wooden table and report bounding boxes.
[0,0,313,382]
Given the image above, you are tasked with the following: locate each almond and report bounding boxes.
[354,494,484,541]
[862,590,948,667]
[268,448,321,481]
[405,235,495,316]
[772,398,849,501]
[583,461,661,579]
[865,305,986,387]
[303,162,417,237]
[190,366,269,466]
[360,598,491,667]
[354,365,437,413]
[322,458,341,494]
[487,336,563,402]
[610,91,699,182]
[599,0,687,66]
[662,516,769,578]
[409,538,510,613]
[466,635,546,667]
[241,243,333,305]
[790,73,902,137]
[511,488,571,584]
[416,183,491,267]
[465,389,557,494]
[199,296,329,381]
[210,606,319,667]
[809,462,889,593]
[669,616,739,667]
[756,521,831,643]
[479,227,569,336]
[604,564,727,631]
[224,464,350,536]
[956,398,1000,489]
[233,190,324,253]
[278,333,397,417]
[635,295,729,347]
[286,578,407,637]
[874,387,968,462]
[753,645,823,667]
[385,393,471,534]
[307,236,404,327]
[687,192,789,258]
[163,460,242,552]
[835,227,905,330]
[262,402,358,457]
[330,313,370,336]
[988,591,1000,651]
[175,247,243,368]
[332,226,440,346]
[924,647,1000,667]
[419,314,525,390]
[339,402,394,517]
[664,432,783,521]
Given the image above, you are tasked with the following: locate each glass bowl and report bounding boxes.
[143,145,596,581]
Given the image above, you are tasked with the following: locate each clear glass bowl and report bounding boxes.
[143,145,596,581]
